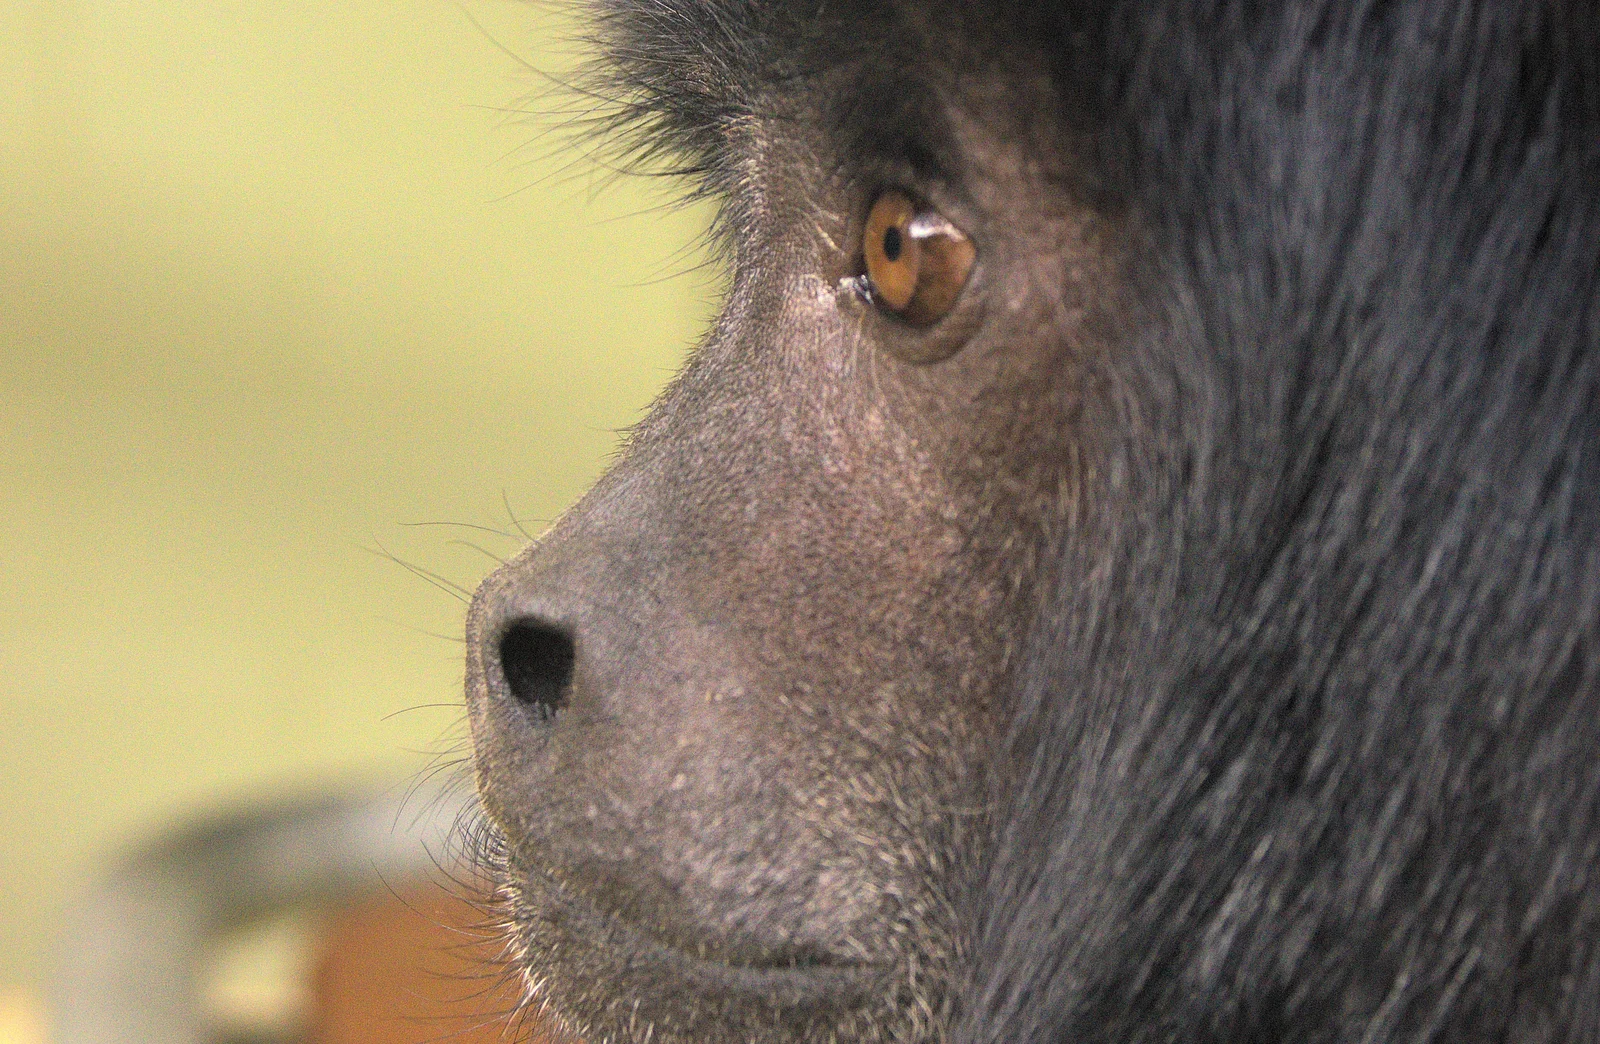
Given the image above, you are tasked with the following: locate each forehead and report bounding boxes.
[591,0,1080,183]
[592,0,1125,347]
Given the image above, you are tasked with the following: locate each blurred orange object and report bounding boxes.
[308,884,569,1044]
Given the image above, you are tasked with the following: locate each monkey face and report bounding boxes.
[463,7,1122,1043]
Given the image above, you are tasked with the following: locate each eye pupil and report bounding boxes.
[883,226,903,262]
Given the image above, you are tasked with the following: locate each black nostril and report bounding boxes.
[497,620,576,721]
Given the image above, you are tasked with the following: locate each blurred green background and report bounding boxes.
[0,0,711,1024]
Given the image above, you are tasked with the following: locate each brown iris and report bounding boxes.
[862,189,976,326]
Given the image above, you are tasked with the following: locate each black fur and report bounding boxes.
[467,2,1600,1041]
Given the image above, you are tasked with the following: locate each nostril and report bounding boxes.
[497,620,576,721]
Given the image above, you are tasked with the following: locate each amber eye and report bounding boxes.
[862,189,976,326]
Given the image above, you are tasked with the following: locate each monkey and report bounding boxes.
[464,1,1600,1041]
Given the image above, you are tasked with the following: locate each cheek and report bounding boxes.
[712,273,968,566]
[682,405,1017,762]
[652,222,1087,737]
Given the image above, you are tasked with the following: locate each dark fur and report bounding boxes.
[466,2,1600,1042]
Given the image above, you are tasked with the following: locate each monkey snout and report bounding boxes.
[462,532,733,841]
[466,560,585,749]
[462,545,606,836]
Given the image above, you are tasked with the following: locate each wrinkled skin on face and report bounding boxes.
[465,16,1121,1041]
[466,1,1600,1043]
